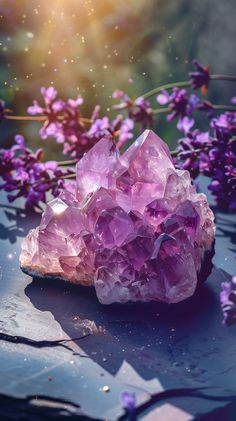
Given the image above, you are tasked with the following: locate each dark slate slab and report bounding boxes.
[0,182,235,420]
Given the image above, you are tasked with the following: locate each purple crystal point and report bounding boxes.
[175,200,200,236]
[76,134,124,200]
[94,207,134,248]
[20,130,215,304]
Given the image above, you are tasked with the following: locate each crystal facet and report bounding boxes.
[20,130,215,304]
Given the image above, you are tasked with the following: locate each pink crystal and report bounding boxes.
[20,130,215,304]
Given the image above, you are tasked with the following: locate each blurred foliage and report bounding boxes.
[0,0,235,158]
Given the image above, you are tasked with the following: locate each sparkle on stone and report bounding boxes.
[20,130,215,304]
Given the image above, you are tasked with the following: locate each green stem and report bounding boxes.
[142,74,236,100]
[58,159,78,166]
[171,147,210,158]
[212,104,236,111]
[5,115,46,121]
[30,173,76,188]
[142,80,191,100]
[61,174,76,180]
[152,104,236,114]
[210,74,236,82]
[4,115,91,124]
[152,107,170,114]
[51,173,76,182]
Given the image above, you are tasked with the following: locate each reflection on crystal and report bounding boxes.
[20,130,215,304]
[50,198,68,214]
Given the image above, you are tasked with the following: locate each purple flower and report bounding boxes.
[211,112,236,139]
[189,59,210,93]
[0,134,74,209]
[220,277,236,326]
[220,282,232,306]
[44,161,58,171]
[206,112,236,210]
[157,88,198,133]
[15,134,25,147]
[120,391,136,412]
[28,86,137,159]
[116,118,134,148]
[196,99,214,118]
[112,90,131,109]
[177,116,195,134]
[156,90,169,105]
[15,167,29,182]
[177,109,236,210]
[167,90,198,122]
[40,86,57,104]
[132,96,153,129]
[87,111,134,150]
[28,87,91,158]
[51,99,65,113]
[113,91,153,129]
[28,100,44,115]
[67,96,83,108]
[29,87,137,158]
[177,130,212,178]
[88,117,110,137]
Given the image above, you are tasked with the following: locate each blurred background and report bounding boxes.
[0,0,235,156]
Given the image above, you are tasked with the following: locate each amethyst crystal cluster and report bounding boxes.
[20,130,215,304]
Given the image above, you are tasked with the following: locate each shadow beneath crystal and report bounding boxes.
[25,268,223,380]
[0,204,41,244]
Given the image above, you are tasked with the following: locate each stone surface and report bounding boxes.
[20,130,215,304]
[0,187,236,420]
